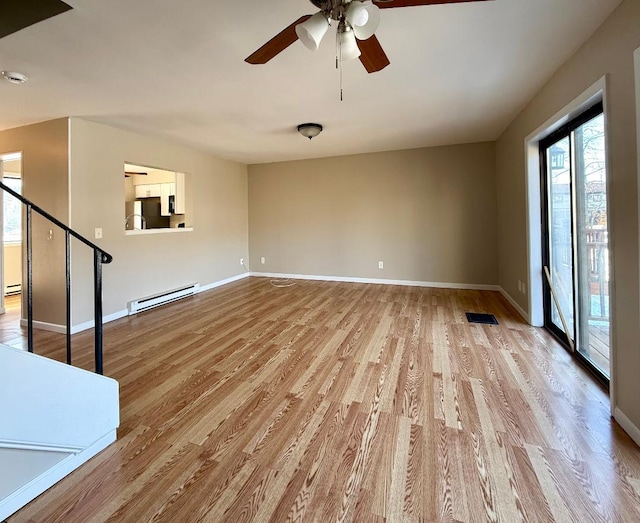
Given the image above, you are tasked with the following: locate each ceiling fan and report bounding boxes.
[245,0,492,73]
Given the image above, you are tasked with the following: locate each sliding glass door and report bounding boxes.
[541,102,610,381]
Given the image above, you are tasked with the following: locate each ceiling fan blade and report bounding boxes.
[0,0,72,39]
[245,15,312,65]
[373,0,493,8]
[357,35,390,73]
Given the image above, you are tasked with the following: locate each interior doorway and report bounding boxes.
[0,152,23,345]
[540,102,611,382]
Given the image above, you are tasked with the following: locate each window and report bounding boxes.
[3,177,22,243]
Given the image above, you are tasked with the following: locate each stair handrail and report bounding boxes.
[0,180,113,374]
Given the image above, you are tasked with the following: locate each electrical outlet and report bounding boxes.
[522,282,527,295]
[94,228,102,239]
[47,229,54,240]
[378,261,384,269]
[240,258,244,266]
[261,256,266,264]
[518,280,522,292]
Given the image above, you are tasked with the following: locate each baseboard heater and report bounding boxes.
[5,283,21,296]
[128,283,199,315]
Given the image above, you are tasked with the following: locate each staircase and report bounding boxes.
[0,346,119,520]
[0,182,118,520]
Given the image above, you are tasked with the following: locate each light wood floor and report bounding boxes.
[5,278,640,522]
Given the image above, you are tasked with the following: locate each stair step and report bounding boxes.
[0,448,73,499]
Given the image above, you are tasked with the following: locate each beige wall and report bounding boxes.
[69,118,248,325]
[249,143,497,285]
[496,0,640,433]
[0,119,69,325]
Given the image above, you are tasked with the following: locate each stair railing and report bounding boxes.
[0,181,113,374]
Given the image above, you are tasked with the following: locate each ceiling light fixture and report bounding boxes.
[297,123,323,140]
[1,71,28,84]
[339,28,361,61]
[295,12,330,51]
[346,1,380,41]
[294,2,376,63]
[298,1,379,62]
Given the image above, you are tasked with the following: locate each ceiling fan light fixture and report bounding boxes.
[297,123,323,140]
[339,29,361,61]
[295,12,329,51]
[346,1,380,40]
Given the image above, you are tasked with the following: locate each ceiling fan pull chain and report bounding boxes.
[337,28,344,101]
[336,25,339,70]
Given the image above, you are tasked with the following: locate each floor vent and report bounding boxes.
[128,283,199,315]
[465,312,499,325]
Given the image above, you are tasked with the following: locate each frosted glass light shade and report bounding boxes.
[295,12,330,51]
[346,1,380,40]
[297,123,323,139]
[339,29,361,61]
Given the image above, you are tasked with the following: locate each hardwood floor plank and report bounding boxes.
[98,442,205,523]
[4,279,639,523]
[403,422,423,521]
[337,364,387,522]
[435,419,458,521]
[365,411,393,517]
[229,399,333,522]
[198,458,258,522]
[501,349,562,451]
[507,444,554,523]
[380,338,406,414]
[400,337,425,425]
[154,453,239,521]
[273,402,351,523]
[295,402,362,521]
[387,416,412,521]
[524,443,576,522]
[289,329,348,397]
[470,379,524,522]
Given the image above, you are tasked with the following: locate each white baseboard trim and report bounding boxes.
[199,271,250,293]
[70,310,129,335]
[250,272,499,291]
[614,407,640,447]
[19,319,66,334]
[0,429,116,521]
[498,287,531,324]
[44,272,252,335]
[21,310,130,335]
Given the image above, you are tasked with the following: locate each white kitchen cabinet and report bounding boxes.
[174,172,185,215]
[160,183,172,216]
[135,183,161,198]
[135,178,183,216]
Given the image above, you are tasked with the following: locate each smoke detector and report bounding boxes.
[1,71,28,84]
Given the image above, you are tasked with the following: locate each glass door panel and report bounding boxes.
[546,136,575,340]
[574,114,610,376]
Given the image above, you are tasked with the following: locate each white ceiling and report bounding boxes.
[0,0,622,165]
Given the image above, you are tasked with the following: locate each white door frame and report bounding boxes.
[0,158,4,315]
